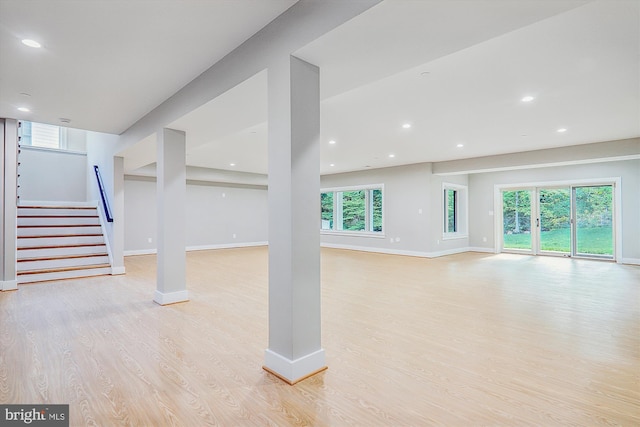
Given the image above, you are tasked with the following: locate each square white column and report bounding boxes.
[1,119,18,291]
[264,56,325,384]
[111,155,126,275]
[154,128,188,305]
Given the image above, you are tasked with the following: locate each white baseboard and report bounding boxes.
[468,247,496,254]
[321,243,477,259]
[153,290,189,305]
[186,241,268,252]
[124,248,157,256]
[321,242,430,258]
[428,247,474,258]
[1,280,18,291]
[264,348,326,384]
[620,258,640,266]
[124,241,268,257]
[111,266,126,275]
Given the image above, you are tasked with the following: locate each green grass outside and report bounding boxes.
[503,227,613,255]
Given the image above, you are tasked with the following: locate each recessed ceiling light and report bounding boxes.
[420,71,430,76]
[557,128,567,133]
[20,92,31,97]
[388,154,395,158]
[456,144,464,148]
[521,95,535,103]
[17,107,30,112]
[21,39,41,48]
[329,163,335,167]
[59,118,71,124]
[402,123,411,129]
[329,140,336,145]
[229,163,236,166]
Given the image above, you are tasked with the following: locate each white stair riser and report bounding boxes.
[18,226,103,237]
[18,245,108,259]
[18,217,100,226]
[18,235,105,248]
[18,256,110,272]
[17,267,112,284]
[17,208,98,217]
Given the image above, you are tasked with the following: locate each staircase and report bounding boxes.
[17,204,112,284]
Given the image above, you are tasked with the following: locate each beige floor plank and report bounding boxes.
[1,247,638,426]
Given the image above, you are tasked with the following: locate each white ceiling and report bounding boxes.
[0,0,296,133]
[1,0,638,176]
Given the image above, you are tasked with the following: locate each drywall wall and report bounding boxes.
[18,146,87,202]
[86,131,119,210]
[468,159,640,262]
[124,176,268,254]
[320,163,469,256]
[428,172,469,254]
[66,127,87,152]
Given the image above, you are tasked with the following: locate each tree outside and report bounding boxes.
[502,186,613,255]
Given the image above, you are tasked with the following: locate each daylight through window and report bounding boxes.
[442,183,468,238]
[321,185,383,234]
[19,121,66,149]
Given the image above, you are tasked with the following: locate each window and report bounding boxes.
[321,185,383,235]
[445,188,457,233]
[442,183,468,238]
[19,121,67,149]
[321,192,334,230]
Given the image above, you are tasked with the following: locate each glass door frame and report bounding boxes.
[500,187,536,254]
[494,178,621,262]
[571,184,616,260]
[536,186,572,257]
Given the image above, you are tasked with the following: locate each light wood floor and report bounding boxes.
[1,247,638,426]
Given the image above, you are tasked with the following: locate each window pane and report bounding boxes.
[372,189,383,232]
[446,189,457,233]
[321,192,333,230]
[342,190,366,231]
[31,122,60,149]
[502,190,532,250]
[539,188,570,253]
[19,121,33,145]
[575,185,613,256]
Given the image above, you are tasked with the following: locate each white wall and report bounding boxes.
[66,127,87,152]
[18,146,87,202]
[468,159,640,262]
[86,130,121,251]
[124,177,268,254]
[320,163,470,257]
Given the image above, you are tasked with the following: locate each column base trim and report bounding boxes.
[1,280,18,291]
[263,365,327,385]
[111,266,126,275]
[153,290,189,305]
[263,348,326,385]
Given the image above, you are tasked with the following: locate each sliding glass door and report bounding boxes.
[574,185,614,258]
[501,184,614,259]
[538,188,571,255]
[502,190,532,252]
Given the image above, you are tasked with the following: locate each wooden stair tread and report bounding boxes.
[17,243,106,250]
[18,253,109,262]
[18,233,103,238]
[18,264,111,275]
[18,205,96,210]
[18,224,100,228]
[14,204,111,284]
[18,215,100,218]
